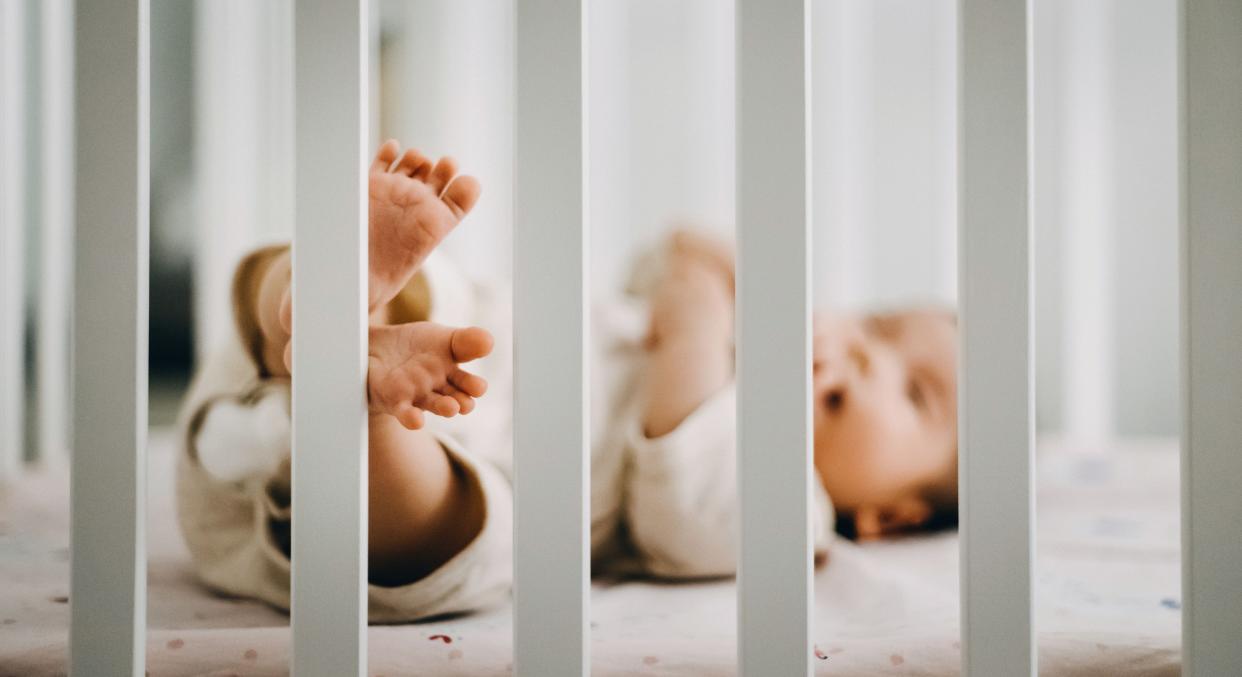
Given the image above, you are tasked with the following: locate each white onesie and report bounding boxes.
[176,249,833,623]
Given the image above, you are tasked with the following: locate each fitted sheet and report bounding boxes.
[0,432,1181,676]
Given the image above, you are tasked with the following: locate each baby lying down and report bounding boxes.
[175,140,958,623]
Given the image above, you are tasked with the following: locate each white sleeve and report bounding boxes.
[194,388,291,484]
[624,383,834,578]
[624,385,740,577]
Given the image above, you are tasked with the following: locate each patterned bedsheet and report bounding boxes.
[0,433,1180,676]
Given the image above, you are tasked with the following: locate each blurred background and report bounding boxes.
[7,0,1178,454]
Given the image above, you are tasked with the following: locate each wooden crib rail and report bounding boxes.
[513,0,591,674]
[1180,1,1242,673]
[958,1,1035,674]
[1,0,27,481]
[289,2,370,676]
[736,0,814,674]
[70,0,149,674]
[45,1,1242,675]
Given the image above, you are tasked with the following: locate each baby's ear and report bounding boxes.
[853,496,934,540]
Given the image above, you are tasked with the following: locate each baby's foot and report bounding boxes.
[368,321,493,430]
[368,140,482,312]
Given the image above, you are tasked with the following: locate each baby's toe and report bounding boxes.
[450,327,494,363]
[449,369,488,398]
[438,384,475,415]
[441,175,481,219]
[371,139,401,173]
[395,402,425,430]
[425,394,460,418]
[393,147,432,178]
[426,156,458,195]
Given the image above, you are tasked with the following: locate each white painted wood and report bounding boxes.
[70,0,149,674]
[513,0,589,674]
[0,0,25,479]
[39,0,74,466]
[1180,1,1242,674]
[957,1,1034,675]
[290,1,368,676]
[735,0,812,675]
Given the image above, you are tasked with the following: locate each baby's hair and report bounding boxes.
[920,449,959,532]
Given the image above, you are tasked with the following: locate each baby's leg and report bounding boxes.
[242,248,486,584]
[236,142,491,583]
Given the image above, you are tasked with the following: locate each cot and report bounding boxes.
[0,0,1239,675]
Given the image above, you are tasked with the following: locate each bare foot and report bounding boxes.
[368,322,493,430]
[367,139,482,313]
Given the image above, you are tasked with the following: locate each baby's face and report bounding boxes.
[811,310,957,524]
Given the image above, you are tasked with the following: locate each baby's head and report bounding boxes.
[812,308,958,539]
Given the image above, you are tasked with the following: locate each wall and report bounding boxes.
[184,0,1179,438]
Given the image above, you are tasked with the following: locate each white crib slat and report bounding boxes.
[736,0,813,675]
[514,0,589,674]
[70,0,149,674]
[291,1,368,675]
[1181,2,1242,674]
[0,0,25,480]
[958,1,1034,675]
[39,0,74,465]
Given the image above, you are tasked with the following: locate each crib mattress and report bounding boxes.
[1,433,1181,676]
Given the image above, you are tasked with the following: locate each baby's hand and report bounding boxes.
[646,231,735,348]
[367,321,492,430]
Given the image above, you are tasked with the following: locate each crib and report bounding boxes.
[1,0,1240,675]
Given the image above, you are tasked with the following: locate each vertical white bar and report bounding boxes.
[0,0,25,479]
[958,1,1034,676]
[1181,1,1242,674]
[514,0,589,675]
[736,0,812,675]
[70,0,149,674]
[291,1,368,675]
[39,0,74,465]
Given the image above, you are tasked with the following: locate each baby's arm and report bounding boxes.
[641,232,735,438]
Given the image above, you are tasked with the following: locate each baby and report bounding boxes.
[175,140,958,623]
[631,232,957,546]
